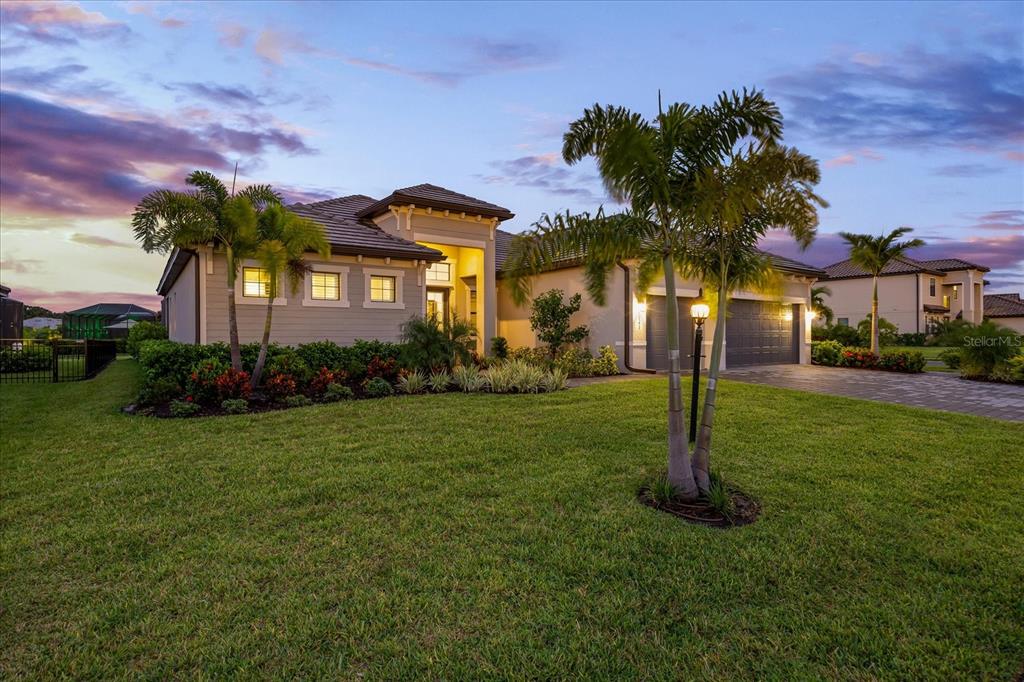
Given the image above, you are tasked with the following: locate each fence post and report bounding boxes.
[51,340,59,383]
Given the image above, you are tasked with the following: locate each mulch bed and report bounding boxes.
[637,485,760,528]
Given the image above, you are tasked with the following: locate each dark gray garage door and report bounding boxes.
[646,295,695,371]
[726,300,799,367]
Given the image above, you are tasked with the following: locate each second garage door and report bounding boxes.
[645,295,695,371]
[725,300,799,367]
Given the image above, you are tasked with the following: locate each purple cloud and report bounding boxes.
[0,1,130,47]
[165,82,265,107]
[69,233,133,248]
[479,154,607,204]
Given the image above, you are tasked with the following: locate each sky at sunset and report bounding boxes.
[1,0,1021,313]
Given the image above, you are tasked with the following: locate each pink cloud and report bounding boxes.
[9,285,161,314]
[218,22,249,48]
[254,28,323,65]
[824,148,884,169]
[824,154,856,168]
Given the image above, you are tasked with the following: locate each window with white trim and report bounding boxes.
[426,262,451,283]
[929,278,936,297]
[242,267,271,298]
[370,275,396,303]
[310,272,340,301]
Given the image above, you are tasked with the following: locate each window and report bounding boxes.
[370,275,396,303]
[953,286,959,301]
[943,294,950,308]
[426,262,451,283]
[242,267,270,298]
[310,272,340,301]
[837,318,849,327]
[929,278,936,297]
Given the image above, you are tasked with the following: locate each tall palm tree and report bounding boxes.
[132,170,281,370]
[838,227,924,353]
[505,89,783,501]
[249,204,330,387]
[686,143,826,486]
[811,285,833,325]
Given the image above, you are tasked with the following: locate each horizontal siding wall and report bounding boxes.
[165,254,197,343]
[204,252,424,346]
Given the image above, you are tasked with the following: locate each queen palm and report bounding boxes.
[249,204,330,387]
[811,285,833,325]
[838,227,924,353]
[132,170,281,370]
[505,89,784,501]
[686,143,826,485]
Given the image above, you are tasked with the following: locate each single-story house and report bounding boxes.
[158,184,825,371]
[63,303,157,339]
[819,256,989,334]
[984,293,1024,334]
[0,284,24,340]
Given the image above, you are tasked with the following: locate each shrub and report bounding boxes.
[310,366,347,396]
[115,338,128,353]
[283,395,312,408]
[265,348,312,386]
[896,332,926,346]
[295,341,346,374]
[592,345,619,376]
[138,340,229,387]
[452,365,485,392]
[366,355,399,382]
[126,321,167,358]
[397,369,427,394]
[484,363,514,393]
[323,383,354,402]
[705,472,734,520]
[554,346,594,377]
[542,367,569,392]
[958,321,1022,379]
[514,361,545,393]
[811,340,844,367]
[221,398,249,414]
[428,369,451,393]
[364,376,394,398]
[530,289,589,357]
[400,314,476,371]
[0,346,51,373]
[813,323,861,347]
[646,476,677,505]
[339,340,405,380]
[213,368,252,400]
[856,316,899,347]
[137,377,182,406]
[490,335,509,360]
[990,354,1024,384]
[840,347,878,369]
[930,319,976,347]
[878,350,926,373]
[508,346,552,369]
[187,358,229,404]
[264,372,298,401]
[169,398,201,417]
[939,348,962,369]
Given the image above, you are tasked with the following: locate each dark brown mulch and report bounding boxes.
[637,486,760,528]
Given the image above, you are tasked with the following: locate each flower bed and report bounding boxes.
[810,342,926,373]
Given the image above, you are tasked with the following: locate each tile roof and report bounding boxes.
[65,303,156,316]
[290,196,444,261]
[820,256,943,280]
[916,257,990,273]
[356,183,515,221]
[984,293,1024,318]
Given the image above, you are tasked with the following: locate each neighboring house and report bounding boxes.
[24,317,63,329]
[64,303,157,339]
[984,293,1024,334]
[819,256,989,334]
[0,284,25,340]
[158,183,825,370]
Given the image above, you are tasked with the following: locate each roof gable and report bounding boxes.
[356,183,514,221]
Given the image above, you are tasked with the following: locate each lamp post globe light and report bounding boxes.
[688,293,710,444]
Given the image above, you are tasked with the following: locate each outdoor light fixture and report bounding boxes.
[689,293,709,443]
[783,308,794,322]
[806,309,818,322]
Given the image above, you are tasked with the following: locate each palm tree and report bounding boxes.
[811,285,833,325]
[505,89,783,501]
[686,143,826,486]
[249,204,330,387]
[132,170,281,370]
[838,228,924,353]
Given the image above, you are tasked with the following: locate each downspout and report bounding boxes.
[916,273,920,334]
[617,261,656,374]
[194,251,201,344]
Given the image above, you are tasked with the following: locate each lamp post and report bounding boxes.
[688,295,710,443]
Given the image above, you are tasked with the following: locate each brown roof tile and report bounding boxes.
[984,293,1024,318]
[916,257,990,273]
[821,256,943,280]
[356,183,514,220]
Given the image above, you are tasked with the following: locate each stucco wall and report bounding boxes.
[993,316,1024,334]
[822,274,923,333]
[202,251,424,346]
[164,253,197,343]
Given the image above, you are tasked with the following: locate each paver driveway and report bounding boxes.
[723,364,1024,422]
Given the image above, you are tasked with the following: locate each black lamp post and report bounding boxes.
[688,295,710,443]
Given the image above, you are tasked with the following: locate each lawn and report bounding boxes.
[2,360,1022,679]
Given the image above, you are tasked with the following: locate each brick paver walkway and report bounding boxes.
[723,364,1024,422]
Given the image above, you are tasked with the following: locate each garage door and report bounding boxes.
[645,295,695,371]
[726,300,799,367]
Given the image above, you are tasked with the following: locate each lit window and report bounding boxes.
[426,262,451,282]
[943,295,950,308]
[310,272,340,301]
[953,286,959,301]
[370,275,396,303]
[243,267,270,298]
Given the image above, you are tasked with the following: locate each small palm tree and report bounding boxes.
[249,204,330,387]
[506,89,784,500]
[400,314,477,371]
[132,170,281,370]
[838,228,924,353]
[811,285,833,325]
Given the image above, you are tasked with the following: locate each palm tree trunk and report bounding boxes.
[692,284,727,494]
[871,276,879,354]
[663,258,699,501]
[251,297,274,387]
[225,246,242,372]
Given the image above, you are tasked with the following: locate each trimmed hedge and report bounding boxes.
[811,341,925,373]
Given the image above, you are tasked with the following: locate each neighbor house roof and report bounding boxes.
[821,255,990,281]
[65,303,156,317]
[984,293,1024,318]
[916,257,990,273]
[494,229,826,278]
[356,183,515,221]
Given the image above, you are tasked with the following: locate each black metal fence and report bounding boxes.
[0,339,117,384]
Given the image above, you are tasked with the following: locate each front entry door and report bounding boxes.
[426,288,449,323]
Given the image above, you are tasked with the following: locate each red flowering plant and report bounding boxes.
[187,358,228,404]
[263,371,297,401]
[309,366,348,396]
[840,347,879,369]
[365,355,399,382]
[879,350,925,373]
[213,368,252,400]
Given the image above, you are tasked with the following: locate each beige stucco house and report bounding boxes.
[819,256,990,334]
[159,184,825,371]
[984,293,1024,333]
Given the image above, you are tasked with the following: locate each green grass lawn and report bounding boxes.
[2,360,1022,679]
